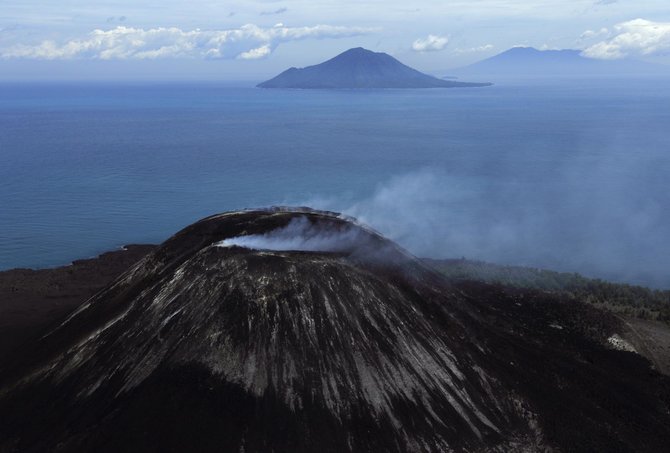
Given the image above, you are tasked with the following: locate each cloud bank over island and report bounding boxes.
[4,18,668,65]
[1,0,668,75]
[0,24,377,60]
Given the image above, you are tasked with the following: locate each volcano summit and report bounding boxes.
[1,208,669,452]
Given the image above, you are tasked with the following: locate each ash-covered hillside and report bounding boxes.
[1,208,669,452]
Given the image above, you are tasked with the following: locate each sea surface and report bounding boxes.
[1,78,669,287]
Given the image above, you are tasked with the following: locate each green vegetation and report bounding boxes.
[426,258,670,325]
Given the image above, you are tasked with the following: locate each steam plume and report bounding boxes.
[297,168,670,289]
[216,216,368,253]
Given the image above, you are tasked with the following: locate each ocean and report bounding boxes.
[1,78,669,287]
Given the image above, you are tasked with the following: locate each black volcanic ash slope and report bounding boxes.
[258,47,491,89]
[1,208,669,453]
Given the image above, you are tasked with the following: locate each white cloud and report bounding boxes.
[237,44,272,60]
[412,34,448,52]
[0,24,376,60]
[454,44,494,54]
[582,19,670,60]
[580,27,609,40]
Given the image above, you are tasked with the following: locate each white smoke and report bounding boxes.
[216,216,369,252]
[293,165,670,289]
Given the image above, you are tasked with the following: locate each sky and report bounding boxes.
[0,0,669,80]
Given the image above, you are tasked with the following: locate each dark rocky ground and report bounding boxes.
[0,245,156,361]
[0,210,668,452]
[427,258,670,376]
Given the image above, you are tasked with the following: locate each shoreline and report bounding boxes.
[0,244,156,361]
[0,244,152,273]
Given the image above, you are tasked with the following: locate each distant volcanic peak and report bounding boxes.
[322,47,394,65]
[257,47,492,89]
[501,46,580,58]
[457,45,665,76]
[476,46,584,65]
[332,46,378,58]
[343,46,372,54]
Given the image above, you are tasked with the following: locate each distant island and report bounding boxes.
[454,46,665,77]
[258,47,492,89]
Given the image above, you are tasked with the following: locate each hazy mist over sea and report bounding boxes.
[1,77,669,288]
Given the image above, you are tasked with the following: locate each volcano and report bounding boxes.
[257,47,491,89]
[1,208,669,452]
[454,46,666,77]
